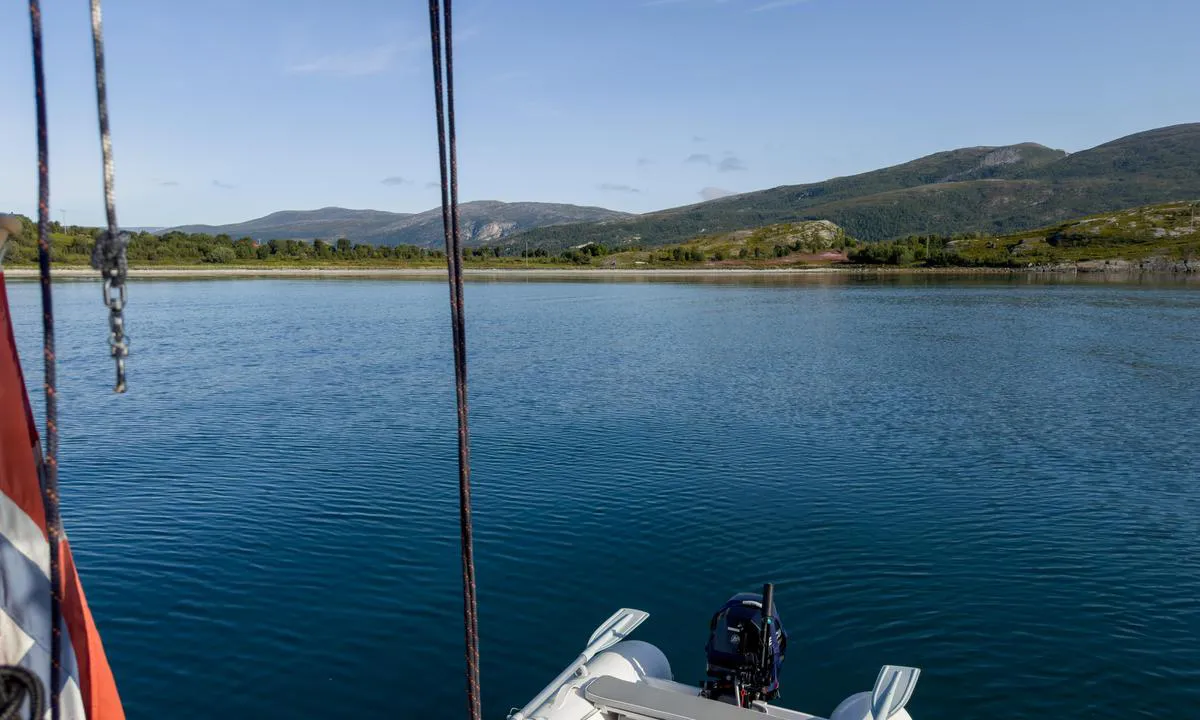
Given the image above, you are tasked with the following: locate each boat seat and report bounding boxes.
[585,676,768,720]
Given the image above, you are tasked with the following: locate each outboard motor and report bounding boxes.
[701,583,787,708]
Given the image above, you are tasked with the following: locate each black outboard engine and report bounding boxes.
[701,583,788,708]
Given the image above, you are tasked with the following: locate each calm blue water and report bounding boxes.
[6,275,1199,719]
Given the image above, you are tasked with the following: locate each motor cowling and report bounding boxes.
[701,589,787,707]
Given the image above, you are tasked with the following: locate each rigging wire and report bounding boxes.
[89,0,130,394]
[427,1,482,718]
[26,3,63,719]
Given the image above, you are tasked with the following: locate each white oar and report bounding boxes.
[508,608,649,720]
[870,665,920,720]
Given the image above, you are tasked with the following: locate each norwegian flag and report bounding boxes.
[0,275,124,719]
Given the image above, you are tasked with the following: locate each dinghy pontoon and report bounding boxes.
[510,586,920,720]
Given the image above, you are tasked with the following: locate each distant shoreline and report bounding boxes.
[0,264,1192,280]
[3,265,1017,279]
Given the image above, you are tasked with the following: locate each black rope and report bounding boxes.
[0,666,47,720]
[26,3,63,719]
[88,0,130,394]
[427,2,481,719]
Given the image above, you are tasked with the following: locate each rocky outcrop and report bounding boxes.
[779,220,843,250]
[1033,257,1199,273]
[468,221,518,244]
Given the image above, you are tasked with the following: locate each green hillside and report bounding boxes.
[506,124,1200,250]
[568,202,1199,270]
[924,201,1200,268]
[2,202,1195,272]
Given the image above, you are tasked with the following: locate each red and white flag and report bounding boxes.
[0,274,124,719]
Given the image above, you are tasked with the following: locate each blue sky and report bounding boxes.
[2,0,1199,227]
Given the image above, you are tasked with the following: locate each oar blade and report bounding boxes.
[585,608,650,656]
[871,665,920,720]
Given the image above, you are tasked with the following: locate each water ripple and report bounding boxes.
[3,276,1198,718]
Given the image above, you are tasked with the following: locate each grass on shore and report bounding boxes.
[5,202,1198,273]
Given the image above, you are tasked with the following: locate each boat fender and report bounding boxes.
[526,642,673,720]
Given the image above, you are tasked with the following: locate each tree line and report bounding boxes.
[0,216,473,265]
[0,216,673,267]
[0,215,641,266]
[0,213,1034,268]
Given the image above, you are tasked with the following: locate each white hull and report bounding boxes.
[510,609,918,720]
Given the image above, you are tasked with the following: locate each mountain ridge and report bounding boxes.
[165,201,631,248]
[507,123,1200,249]
[165,123,1200,249]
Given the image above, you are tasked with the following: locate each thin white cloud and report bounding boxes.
[718,156,747,172]
[647,0,812,10]
[599,183,640,194]
[700,187,737,201]
[287,43,399,77]
[753,0,810,11]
